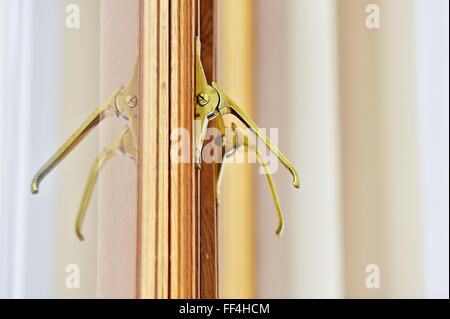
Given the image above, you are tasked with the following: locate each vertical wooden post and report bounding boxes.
[198,0,219,299]
[137,0,171,299]
[168,0,197,299]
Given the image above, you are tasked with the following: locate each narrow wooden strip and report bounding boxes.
[158,0,170,299]
[169,0,197,299]
[198,0,219,299]
[137,0,170,299]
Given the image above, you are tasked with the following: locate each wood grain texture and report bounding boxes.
[169,0,197,299]
[137,0,218,299]
[137,0,170,299]
[198,0,219,299]
[137,0,197,299]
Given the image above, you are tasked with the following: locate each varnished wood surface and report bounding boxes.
[137,0,198,299]
[198,0,219,299]
[169,0,197,299]
[137,0,170,299]
[137,0,218,299]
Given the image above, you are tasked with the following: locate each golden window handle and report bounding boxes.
[213,82,299,189]
[195,36,299,235]
[195,37,299,190]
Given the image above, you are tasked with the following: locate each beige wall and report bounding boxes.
[57,0,100,298]
[217,0,256,299]
[97,0,139,299]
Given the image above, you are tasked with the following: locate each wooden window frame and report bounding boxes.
[137,0,218,299]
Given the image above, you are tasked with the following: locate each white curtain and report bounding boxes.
[255,0,449,298]
[0,0,62,298]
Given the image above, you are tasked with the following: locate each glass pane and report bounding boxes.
[0,0,140,298]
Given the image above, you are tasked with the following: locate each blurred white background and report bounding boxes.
[219,0,448,299]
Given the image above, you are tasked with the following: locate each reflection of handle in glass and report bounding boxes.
[75,127,136,241]
[31,61,140,241]
[31,86,123,195]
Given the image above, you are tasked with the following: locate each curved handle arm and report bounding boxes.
[75,126,134,241]
[246,141,284,236]
[31,86,123,194]
[212,82,299,189]
[216,125,284,236]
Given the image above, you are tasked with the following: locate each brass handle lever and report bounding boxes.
[195,36,299,235]
[213,82,300,189]
[195,37,299,189]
